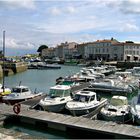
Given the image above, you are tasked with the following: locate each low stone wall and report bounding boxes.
[117,61,140,69]
[4,69,14,76]
[0,62,28,79]
[10,62,28,73]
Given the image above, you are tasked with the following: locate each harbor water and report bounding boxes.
[0,65,139,139]
[0,65,82,139]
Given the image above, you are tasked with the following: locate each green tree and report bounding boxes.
[37,45,48,52]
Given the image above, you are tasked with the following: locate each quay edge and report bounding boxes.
[1,104,140,139]
[0,62,28,78]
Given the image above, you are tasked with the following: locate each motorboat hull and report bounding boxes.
[99,112,132,123]
[66,98,107,116]
[38,96,72,113]
[68,105,99,116]
[3,93,43,105]
[40,102,67,112]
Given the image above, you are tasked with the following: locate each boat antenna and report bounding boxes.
[2,31,5,93]
[19,81,22,86]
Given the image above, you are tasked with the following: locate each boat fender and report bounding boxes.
[13,103,21,115]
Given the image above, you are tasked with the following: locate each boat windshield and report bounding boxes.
[61,81,74,86]
[74,94,90,102]
[12,88,21,93]
[21,88,29,92]
[49,89,70,97]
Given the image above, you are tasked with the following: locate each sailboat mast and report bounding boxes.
[2,30,5,92]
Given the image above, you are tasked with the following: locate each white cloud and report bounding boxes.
[0,0,35,9]
[102,0,140,14]
[66,6,76,14]
[5,38,18,48]
[120,23,139,32]
[0,37,36,50]
[50,7,61,15]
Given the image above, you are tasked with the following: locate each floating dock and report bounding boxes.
[0,103,140,139]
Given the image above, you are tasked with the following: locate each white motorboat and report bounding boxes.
[99,95,131,123]
[2,85,43,105]
[81,68,105,79]
[37,62,61,69]
[89,78,133,94]
[38,85,72,112]
[65,90,107,116]
[92,66,113,76]
[126,67,140,77]
[130,92,140,125]
[71,71,96,82]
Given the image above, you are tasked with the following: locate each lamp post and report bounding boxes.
[2,31,5,93]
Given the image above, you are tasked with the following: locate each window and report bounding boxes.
[106,48,109,53]
[90,95,95,101]
[12,88,21,93]
[22,88,29,92]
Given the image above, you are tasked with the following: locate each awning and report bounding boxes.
[133,55,139,57]
[127,55,132,57]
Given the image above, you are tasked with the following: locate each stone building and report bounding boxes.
[81,38,119,61]
[55,42,77,59]
[41,47,55,59]
[114,41,140,61]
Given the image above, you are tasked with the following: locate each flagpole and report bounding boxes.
[2,31,5,93]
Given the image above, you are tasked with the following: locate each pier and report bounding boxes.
[0,103,140,139]
[0,62,28,78]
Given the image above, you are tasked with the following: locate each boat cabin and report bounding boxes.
[12,86,30,93]
[49,85,71,98]
[73,91,97,103]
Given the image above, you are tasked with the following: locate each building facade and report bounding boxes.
[41,39,140,62]
[83,38,120,61]
[122,41,140,61]
[55,42,77,59]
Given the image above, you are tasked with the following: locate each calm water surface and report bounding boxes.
[0,65,81,139]
[3,65,81,93]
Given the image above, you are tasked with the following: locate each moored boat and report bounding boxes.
[65,90,107,116]
[2,85,43,105]
[99,95,132,123]
[37,85,72,112]
[130,92,140,125]
[88,78,133,95]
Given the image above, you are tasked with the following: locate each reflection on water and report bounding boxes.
[0,124,71,140]
[1,124,70,139]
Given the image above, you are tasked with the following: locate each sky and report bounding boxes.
[0,0,140,56]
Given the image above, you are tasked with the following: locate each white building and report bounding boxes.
[114,41,140,61]
[84,38,119,61]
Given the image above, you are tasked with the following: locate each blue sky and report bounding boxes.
[0,0,140,56]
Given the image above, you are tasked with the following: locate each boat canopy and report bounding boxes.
[110,96,128,106]
[12,87,30,93]
[49,85,71,97]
